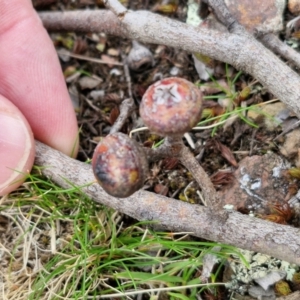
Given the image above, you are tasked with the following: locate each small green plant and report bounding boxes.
[193,63,285,138]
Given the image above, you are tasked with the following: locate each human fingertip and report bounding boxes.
[0,97,35,196]
[37,129,79,159]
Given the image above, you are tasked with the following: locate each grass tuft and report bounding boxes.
[0,170,246,300]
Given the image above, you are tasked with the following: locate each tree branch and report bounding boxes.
[39,9,300,120]
[34,141,300,265]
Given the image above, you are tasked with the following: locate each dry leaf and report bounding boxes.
[109,106,120,126]
[152,3,178,14]
[100,54,120,68]
[161,157,179,170]
[73,37,88,54]
[107,48,120,56]
[210,170,235,188]
[78,76,102,90]
[255,270,286,291]
[214,140,238,167]
[154,184,169,196]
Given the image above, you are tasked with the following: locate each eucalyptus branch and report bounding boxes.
[35,141,300,265]
[39,8,300,119]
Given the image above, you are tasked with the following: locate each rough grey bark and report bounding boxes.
[39,9,300,118]
[259,33,300,70]
[35,141,300,265]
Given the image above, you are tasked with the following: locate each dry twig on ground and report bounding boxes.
[35,141,300,265]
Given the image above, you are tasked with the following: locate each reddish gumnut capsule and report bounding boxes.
[92,132,148,198]
[140,77,203,136]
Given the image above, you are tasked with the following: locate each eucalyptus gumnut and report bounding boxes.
[139,77,203,136]
[92,132,148,198]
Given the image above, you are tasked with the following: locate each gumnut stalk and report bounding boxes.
[139,77,203,136]
[92,133,148,198]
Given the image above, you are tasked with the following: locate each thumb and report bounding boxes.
[0,96,35,196]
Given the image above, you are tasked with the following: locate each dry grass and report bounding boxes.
[0,171,245,300]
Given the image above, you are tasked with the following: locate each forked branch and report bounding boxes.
[39,5,300,118]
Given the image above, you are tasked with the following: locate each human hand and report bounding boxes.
[0,0,79,195]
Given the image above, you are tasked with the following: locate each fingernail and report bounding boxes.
[0,109,34,195]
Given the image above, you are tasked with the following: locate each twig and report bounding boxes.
[103,0,126,16]
[109,98,135,134]
[122,54,133,100]
[34,141,300,265]
[201,0,245,34]
[258,33,300,70]
[274,119,300,141]
[57,49,123,66]
[179,144,219,208]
